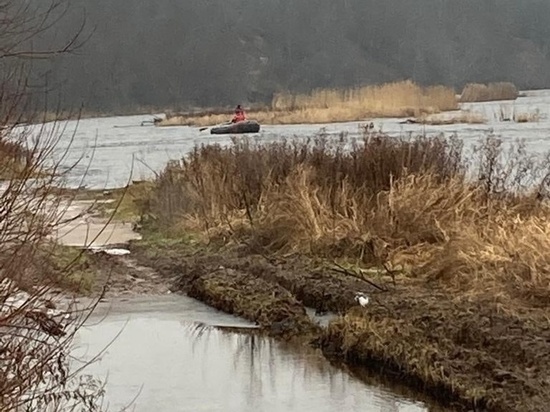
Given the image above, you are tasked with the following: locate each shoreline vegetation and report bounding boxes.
[115,130,550,411]
[158,80,520,127]
[15,80,522,128]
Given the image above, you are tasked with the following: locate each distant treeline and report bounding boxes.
[29,0,550,113]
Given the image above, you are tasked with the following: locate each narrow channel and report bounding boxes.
[72,295,430,412]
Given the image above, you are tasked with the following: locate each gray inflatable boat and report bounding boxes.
[210,120,261,135]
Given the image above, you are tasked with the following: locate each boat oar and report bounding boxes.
[199,126,209,132]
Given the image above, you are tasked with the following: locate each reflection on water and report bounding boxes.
[72,296,427,412]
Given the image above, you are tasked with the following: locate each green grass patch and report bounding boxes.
[43,244,96,294]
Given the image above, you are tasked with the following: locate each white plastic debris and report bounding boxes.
[102,248,131,256]
[88,246,131,256]
[354,292,370,307]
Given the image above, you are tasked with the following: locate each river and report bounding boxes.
[17,89,550,189]
[73,296,433,412]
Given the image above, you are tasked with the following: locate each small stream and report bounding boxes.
[72,295,432,412]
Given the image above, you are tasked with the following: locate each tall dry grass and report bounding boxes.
[140,130,550,305]
[459,82,519,102]
[160,80,459,127]
[141,131,463,231]
[271,80,458,113]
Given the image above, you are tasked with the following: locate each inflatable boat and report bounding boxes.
[210,120,261,135]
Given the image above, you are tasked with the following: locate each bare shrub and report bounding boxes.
[0,128,108,412]
[0,1,108,411]
[0,114,108,411]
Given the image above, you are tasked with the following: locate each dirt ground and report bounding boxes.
[85,250,174,298]
[124,238,550,412]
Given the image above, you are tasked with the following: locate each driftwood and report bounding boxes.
[140,116,163,126]
[399,118,421,124]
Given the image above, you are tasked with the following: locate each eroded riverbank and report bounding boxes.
[120,237,550,412]
[59,182,550,411]
[52,204,445,411]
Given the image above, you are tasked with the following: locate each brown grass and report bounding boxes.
[459,82,519,102]
[138,131,550,306]
[159,80,459,127]
[514,109,541,123]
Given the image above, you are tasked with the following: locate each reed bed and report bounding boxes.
[160,80,459,126]
[460,82,519,102]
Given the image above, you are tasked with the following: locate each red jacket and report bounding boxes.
[232,110,246,123]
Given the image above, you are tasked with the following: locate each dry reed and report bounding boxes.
[460,82,519,102]
[160,80,459,127]
[513,109,541,123]
[139,130,550,306]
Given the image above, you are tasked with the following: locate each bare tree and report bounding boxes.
[0,1,107,411]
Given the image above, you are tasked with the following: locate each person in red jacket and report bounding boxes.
[231,105,246,123]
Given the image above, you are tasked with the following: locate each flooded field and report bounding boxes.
[73,296,432,412]
[18,89,550,189]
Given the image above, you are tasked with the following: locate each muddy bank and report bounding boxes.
[317,293,550,411]
[86,250,174,297]
[128,238,550,412]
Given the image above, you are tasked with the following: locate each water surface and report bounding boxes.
[18,89,550,189]
[73,296,431,412]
